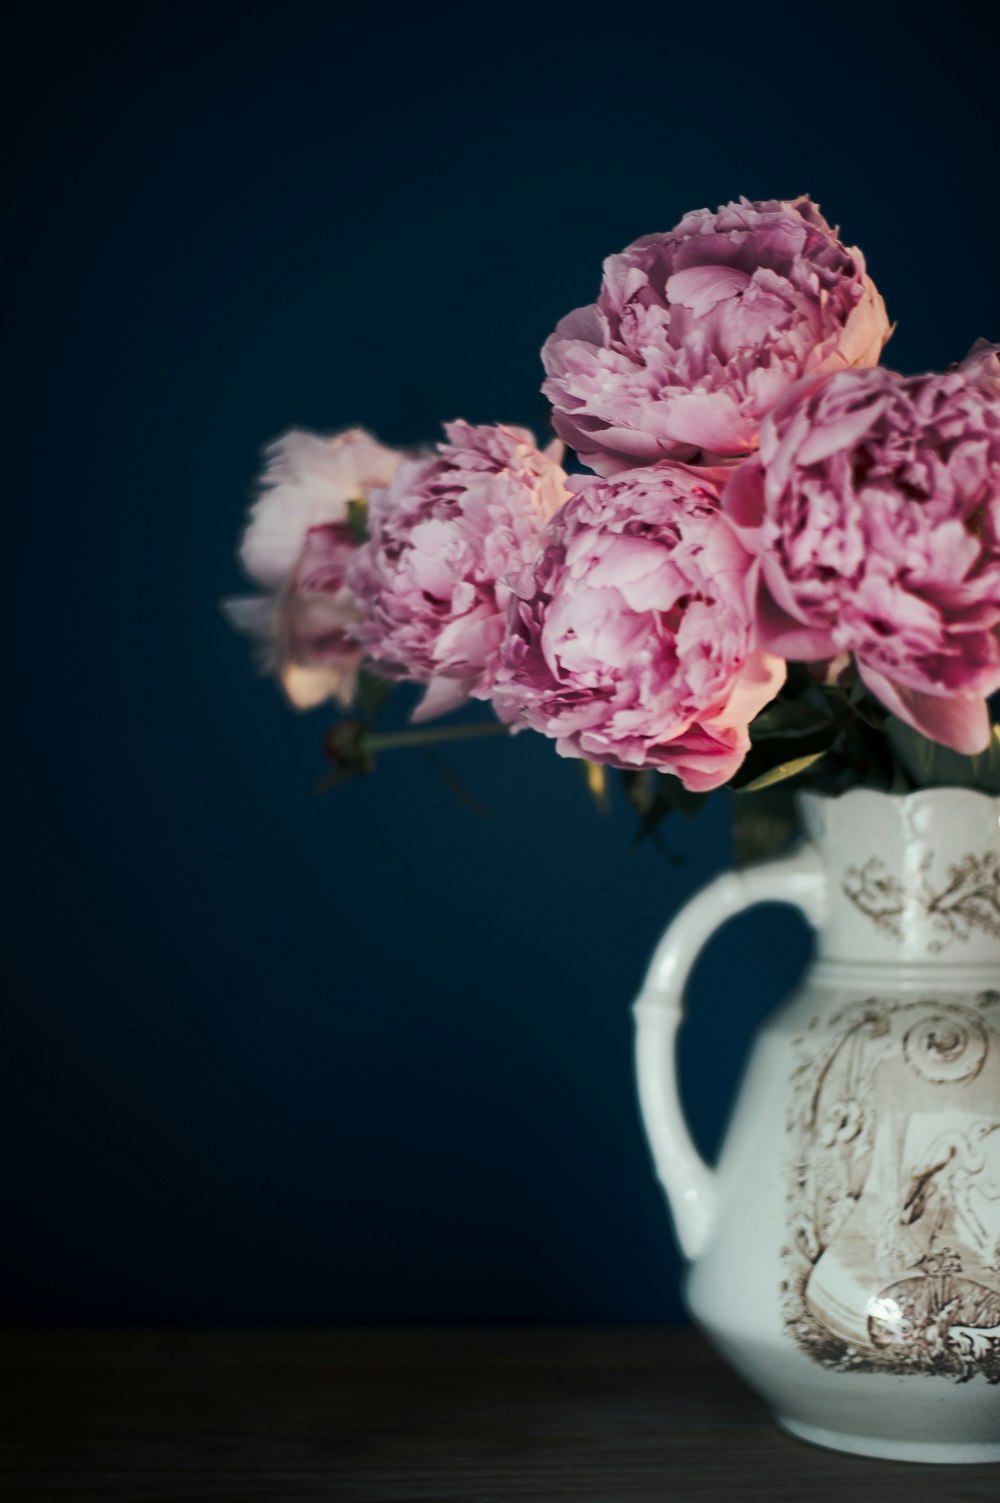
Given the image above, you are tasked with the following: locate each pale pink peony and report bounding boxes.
[347,422,570,721]
[542,196,890,476]
[224,427,401,708]
[723,367,1000,754]
[492,466,786,790]
[956,338,1000,395]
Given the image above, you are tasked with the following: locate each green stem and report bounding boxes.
[316,717,511,794]
[366,720,510,753]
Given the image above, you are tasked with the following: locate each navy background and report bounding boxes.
[5,1,997,1321]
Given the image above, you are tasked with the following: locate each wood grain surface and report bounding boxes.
[0,1326,996,1501]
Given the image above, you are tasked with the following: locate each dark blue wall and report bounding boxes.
[6,1,996,1321]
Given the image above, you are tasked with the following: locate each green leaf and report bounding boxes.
[620,769,657,817]
[749,700,835,741]
[579,759,611,814]
[628,773,707,846]
[884,717,1000,793]
[426,751,492,816]
[733,710,841,792]
[736,750,829,793]
[849,694,889,731]
[346,497,369,543]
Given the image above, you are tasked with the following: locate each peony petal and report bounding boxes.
[957,338,1000,395]
[857,661,991,755]
[221,594,274,642]
[280,660,357,711]
[239,428,401,589]
[660,390,756,455]
[349,423,568,701]
[540,196,891,475]
[793,395,884,467]
[493,463,769,784]
[665,264,752,316]
[706,652,786,731]
[754,565,838,660]
[410,674,473,724]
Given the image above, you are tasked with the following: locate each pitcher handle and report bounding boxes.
[632,843,827,1259]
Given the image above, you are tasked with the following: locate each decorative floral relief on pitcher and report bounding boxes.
[782,990,1000,1382]
[843,853,1000,950]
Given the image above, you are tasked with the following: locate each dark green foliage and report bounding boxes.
[621,667,998,861]
[886,718,1000,792]
[619,769,708,852]
[345,498,369,544]
[317,663,997,860]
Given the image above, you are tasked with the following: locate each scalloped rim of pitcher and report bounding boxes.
[796,785,1000,837]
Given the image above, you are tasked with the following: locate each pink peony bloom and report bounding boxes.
[542,196,890,476]
[347,422,570,721]
[492,465,786,790]
[224,427,401,708]
[956,338,1000,395]
[723,367,1000,754]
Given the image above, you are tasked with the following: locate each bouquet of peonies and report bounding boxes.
[225,196,1000,853]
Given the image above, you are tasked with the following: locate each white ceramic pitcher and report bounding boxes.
[633,788,1000,1463]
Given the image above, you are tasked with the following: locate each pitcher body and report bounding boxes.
[634,789,1000,1462]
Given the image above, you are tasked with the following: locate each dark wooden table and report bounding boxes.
[0,1326,997,1501]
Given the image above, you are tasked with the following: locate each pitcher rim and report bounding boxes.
[795,785,1000,811]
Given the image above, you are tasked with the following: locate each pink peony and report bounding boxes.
[224,427,401,708]
[956,338,1000,395]
[723,367,1000,754]
[542,196,890,476]
[492,465,786,790]
[347,422,569,721]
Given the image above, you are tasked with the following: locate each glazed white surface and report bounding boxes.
[633,789,1000,1463]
